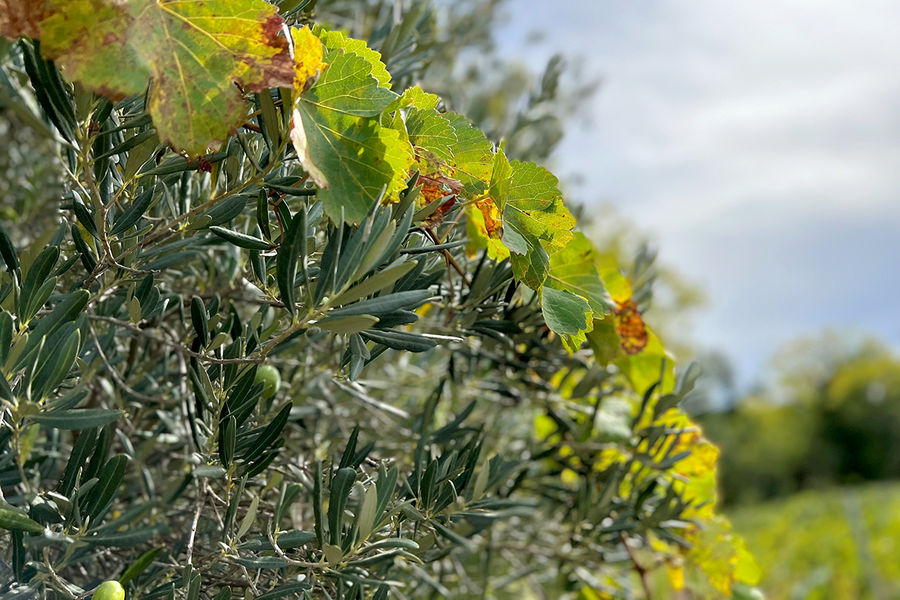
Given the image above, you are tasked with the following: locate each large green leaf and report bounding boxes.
[547,232,612,316]
[291,45,413,224]
[405,108,493,196]
[39,0,294,154]
[406,108,457,168]
[540,286,592,353]
[318,28,391,89]
[489,151,576,289]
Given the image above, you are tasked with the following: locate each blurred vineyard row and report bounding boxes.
[730,482,900,599]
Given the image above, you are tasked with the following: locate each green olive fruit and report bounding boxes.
[254,364,281,399]
[92,580,125,600]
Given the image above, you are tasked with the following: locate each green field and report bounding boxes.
[729,483,900,599]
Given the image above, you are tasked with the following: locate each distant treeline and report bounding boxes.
[698,340,900,505]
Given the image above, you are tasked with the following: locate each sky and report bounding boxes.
[492,0,900,386]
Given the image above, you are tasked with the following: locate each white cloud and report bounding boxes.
[498,0,900,384]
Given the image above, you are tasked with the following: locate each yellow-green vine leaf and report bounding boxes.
[547,232,613,316]
[444,113,493,195]
[317,27,391,89]
[406,107,457,170]
[39,0,295,155]
[402,96,492,196]
[650,408,761,594]
[290,44,413,224]
[400,86,439,111]
[489,149,576,289]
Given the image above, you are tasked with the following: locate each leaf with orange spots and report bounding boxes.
[613,299,648,355]
[418,173,461,206]
[466,198,508,260]
[39,0,295,154]
[405,105,493,195]
[418,173,462,226]
[475,198,503,238]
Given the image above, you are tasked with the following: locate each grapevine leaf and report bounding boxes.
[541,286,593,353]
[39,0,295,154]
[290,45,413,224]
[318,28,391,88]
[403,95,492,197]
[649,408,761,595]
[547,232,613,316]
[443,113,493,195]
[588,319,674,394]
[400,86,439,111]
[612,299,648,355]
[488,151,576,289]
[488,144,513,208]
[616,328,674,394]
[406,108,457,168]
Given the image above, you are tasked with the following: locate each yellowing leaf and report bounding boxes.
[682,515,762,595]
[613,299,648,355]
[291,26,324,87]
[407,110,457,174]
[444,113,493,195]
[597,264,633,303]
[418,173,461,206]
[419,173,461,226]
[475,198,503,238]
[616,328,675,394]
[641,408,760,595]
[404,105,493,197]
[39,0,295,154]
[466,199,509,260]
[667,564,685,590]
[547,232,613,316]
